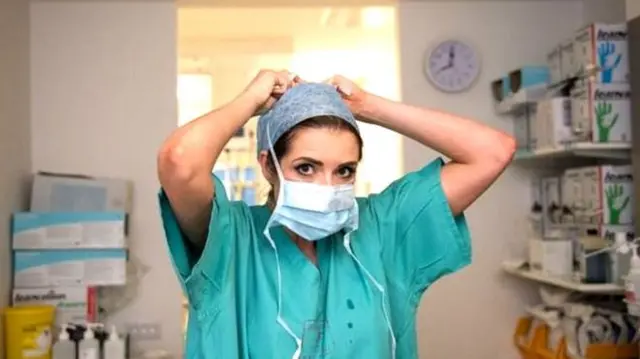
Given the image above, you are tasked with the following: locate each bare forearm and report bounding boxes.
[361,94,515,165]
[159,92,257,176]
[360,94,515,214]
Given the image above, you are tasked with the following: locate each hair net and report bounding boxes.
[256,83,360,156]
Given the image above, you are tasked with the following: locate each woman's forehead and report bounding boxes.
[286,127,360,162]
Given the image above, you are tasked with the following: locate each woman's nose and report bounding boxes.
[315,172,333,186]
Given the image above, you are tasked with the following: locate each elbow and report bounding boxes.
[157,143,199,187]
[489,133,516,168]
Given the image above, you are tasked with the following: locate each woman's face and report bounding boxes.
[260,127,361,188]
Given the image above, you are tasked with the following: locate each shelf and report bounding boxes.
[514,142,632,162]
[502,261,624,294]
[495,84,547,115]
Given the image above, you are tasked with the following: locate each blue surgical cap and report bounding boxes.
[256,82,359,156]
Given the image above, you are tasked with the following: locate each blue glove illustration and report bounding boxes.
[598,41,622,83]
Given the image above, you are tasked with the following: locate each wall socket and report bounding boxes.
[125,322,162,341]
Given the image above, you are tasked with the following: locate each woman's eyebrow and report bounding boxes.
[293,157,323,165]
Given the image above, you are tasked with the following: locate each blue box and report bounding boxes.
[13,249,128,287]
[509,66,550,93]
[12,212,126,249]
[502,76,511,98]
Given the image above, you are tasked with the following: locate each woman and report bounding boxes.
[158,70,515,359]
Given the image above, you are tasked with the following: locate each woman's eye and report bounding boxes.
[295,164,314,176]
[337,167,356,178]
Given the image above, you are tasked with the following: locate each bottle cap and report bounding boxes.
[58,324,69,340]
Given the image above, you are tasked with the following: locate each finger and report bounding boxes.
[336,83,353,97]
[273,72,290,94]
[326,75,353,97]
[323,75,337,86]
[292,74,306,85]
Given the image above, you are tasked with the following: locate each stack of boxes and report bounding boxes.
[10,172,132,327]
[539,22,631,150]
[529,165,634,284]
[522,22,633,284]
[495,22,632,152]
[570,23,631,145]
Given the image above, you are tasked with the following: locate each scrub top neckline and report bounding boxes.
[253,204,333,277]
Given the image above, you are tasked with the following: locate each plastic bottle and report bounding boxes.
[52,324,76,359]
[624,244,640,316]
[104,325,126,359]
[78,325,100,359]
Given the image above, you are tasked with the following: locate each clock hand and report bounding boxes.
[436,63,453,74]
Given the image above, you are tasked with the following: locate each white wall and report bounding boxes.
[0,0,31,354]
[628,0,640,20]
[398,1,582,358]
[30,1,181,355]
[583,0,626,24]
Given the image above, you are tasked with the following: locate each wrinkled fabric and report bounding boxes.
[159,158,472,359]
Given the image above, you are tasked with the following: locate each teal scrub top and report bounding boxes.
[159,158,471,359]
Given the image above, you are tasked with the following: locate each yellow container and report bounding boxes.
[3,305,55,359]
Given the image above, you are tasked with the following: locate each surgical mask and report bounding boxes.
[269,172,358,241]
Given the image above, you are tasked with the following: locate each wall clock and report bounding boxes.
[424,39,481,93]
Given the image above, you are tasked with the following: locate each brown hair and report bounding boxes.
[266,116,364,204]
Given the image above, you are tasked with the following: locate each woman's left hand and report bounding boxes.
[324,75,374,123]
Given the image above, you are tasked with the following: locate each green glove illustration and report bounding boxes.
[595,102,619,142]
[605,184,630,224]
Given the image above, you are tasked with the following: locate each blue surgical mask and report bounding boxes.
[270,180,358,240]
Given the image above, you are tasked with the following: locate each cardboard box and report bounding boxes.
[581,165,634,225]
[12,212,126,249]
[574,23,629,83]
[570,81,631,143]
[13,249,127,288]
[12,287,98,326]
[547,45,562,85]
[560,38,577,80]
[30,172,133,213]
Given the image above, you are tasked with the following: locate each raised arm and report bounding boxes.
[157,70,296,248]
[328,75,516,216]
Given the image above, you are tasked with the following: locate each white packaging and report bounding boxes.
[529,178,544,237]
[547,45,563,85]
[581,165,634,225]
[574,23,629,83]
[562,168,583,220]
[570,81,631,143]
[542,240,574,277]
[560,39,576,80]
[31,172,133,214]
[539,97,573,148]
[542,177,563,238]
[529,238,544,270]
[528,238,573,277]
[534,101,549,149]
[12,287,97,326]
[514,107,533,151]
[12,212,126,249]
[14,249,127,287]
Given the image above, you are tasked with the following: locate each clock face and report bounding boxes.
[425,40,481,93]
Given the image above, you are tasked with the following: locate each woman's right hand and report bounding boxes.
[242,69,301,116]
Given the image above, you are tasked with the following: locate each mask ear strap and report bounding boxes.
[266,125,286,207]
[266,125,285,182]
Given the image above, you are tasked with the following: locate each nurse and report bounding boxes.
[158,70,515,359]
